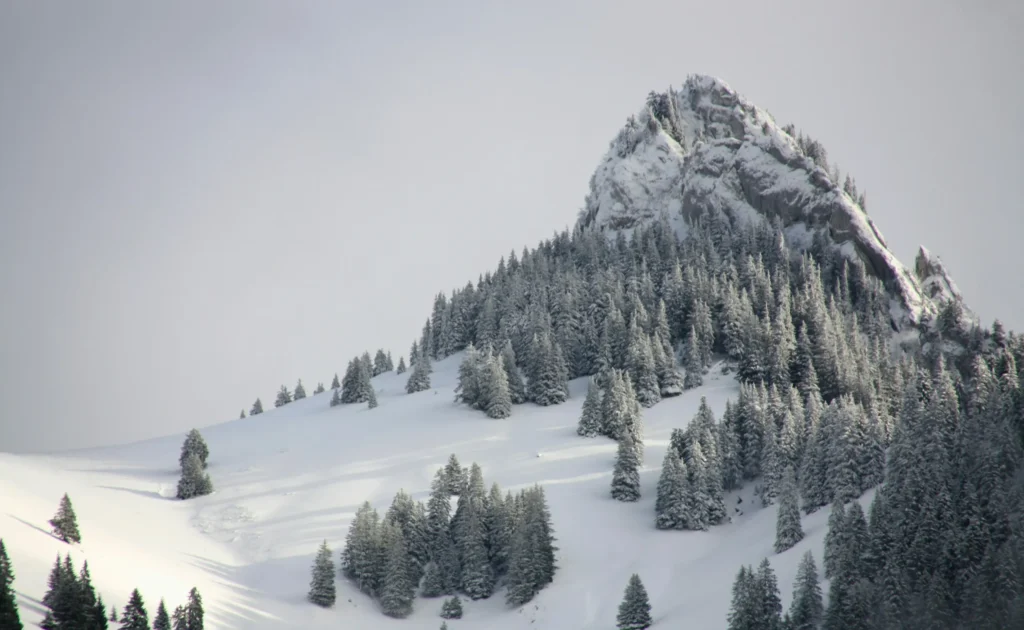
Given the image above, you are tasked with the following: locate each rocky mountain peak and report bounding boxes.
[577,74,971,331]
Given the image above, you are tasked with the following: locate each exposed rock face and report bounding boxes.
[577,75,970,330]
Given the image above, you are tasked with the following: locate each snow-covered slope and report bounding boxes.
[578,74,969,330]
[1,356,859,630]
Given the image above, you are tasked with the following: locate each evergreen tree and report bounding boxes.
[274,384,292,407]
[374,349,390,376]
[727,566,758,630]
[443,455,466,495]
[823,500,846,580]
[527,332,569,406]
[238,409,245,420]
[626,321,661,407]
[49,494,81,544]
[500,340,527,404]
[342,502,385,597]
[755,558,784,630]
[367,385,378,409]
[611,431,641,502]
[379,524,415,618]
[616,574,653,630]
[655,447,690,530]
[313,382,325,395]
[331,373,340,389]
[482,353,512,419]
[576,377,603,437]
[293,379,306,400]
[396,356,407,374]
[178,429,209,470]
[683,325,703,389]
[308,540,336,608]
[329,387,342,407]
[152,601,170,630]
[505,486,558,607]
[110,607,117,622]
[176,453,213,500]
[0,540,23,630]
[119,589,148,630]
[250,398,263,415]
[170,607,185,630]
[774,467,804,553]
[439,596,463,619]
[454,344,485,408]
[788,551,823,630]
[184,588,202,630]
[406,351,432,394]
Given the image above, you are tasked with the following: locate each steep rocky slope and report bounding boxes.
[577,75,969,332]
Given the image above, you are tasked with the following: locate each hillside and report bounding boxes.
[2,355,851,629]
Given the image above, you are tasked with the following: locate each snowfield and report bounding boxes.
[1,354,860,629]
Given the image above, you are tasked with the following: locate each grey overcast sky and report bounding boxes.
[1,1,1021,454]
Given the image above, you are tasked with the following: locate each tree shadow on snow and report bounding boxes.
[96,484,171,500]
[16,592,48,618]
[6,513,60,542]
[181,554,284,630]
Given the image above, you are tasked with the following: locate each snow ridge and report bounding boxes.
[578,74,970,330]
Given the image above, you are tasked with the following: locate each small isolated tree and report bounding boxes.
[49,494,81,544]
[313,382,325,395]
[308,540,336,608]
[367,386,378,409]
[250,398,263,416]
[238,409,246,420]
[611,432,641,502]
[179,428,209,470]
[294,379,307,400]
[153,600,170,630]
[406,351,432,393]
[110,606,118,622]
[396,356,407,374]
[331,373,340,389]
[617,574,653,630]
[176,454,213,500]
[774,467,804,553]
[0,539,23,630]
[275,384,293,407]
[440,595,463,619]
[330,387,342,407]
[120,589,149,630]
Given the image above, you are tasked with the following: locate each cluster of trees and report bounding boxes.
[0,540,23,630]
[455,342,522,418]
[334,455,557,619]
[334,352,379,408]
[176,429,212,500]
[405,347,432,394]
[654,398,727,530]
[36,552,204,630]
[577,370,645,444]
[727,552,821,630]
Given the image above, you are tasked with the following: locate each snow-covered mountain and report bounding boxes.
[577,75,969,331]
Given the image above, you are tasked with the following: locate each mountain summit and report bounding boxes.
[577,74,968,331]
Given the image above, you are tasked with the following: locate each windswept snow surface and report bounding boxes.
[2,354,860,629]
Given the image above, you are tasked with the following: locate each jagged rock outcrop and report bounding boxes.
[577,74,970,331]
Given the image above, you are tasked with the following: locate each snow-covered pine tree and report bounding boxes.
[179,428,210,470]
[171,606,185,630]
[176,452,213,500]
[458,502,494,600]
[293,379,306,400]
[110,606,117,622]
[655,447,690,530]
[652,331,683,397]
[119,589,148,630]
[482,353,512,419]
[500,339,527,404]
[275,384,292,407]
[250,398,263,415]
[757,423,782,507]
[616,574,653,630]
[626,321,661,407]
[611,431,641,502]
[184,588,203,630]
[308,540,336,608]
[238,409,245,420]
[439,596,463,619]
[329,387,342,407]
[406,350,432,394]
[774,467,804,553]
[331,373,340,390]
[379,523,415,618]
[396,356,406,374]
[386,350,394,371]
[153,600,170,630]
[822,500,846,580]
[367,385,378,409]
[526,332,569,406]
[455,344,484,408]
[788,551,823,630]
[577,377,603,437]
[49,494,81,544]
[0,539,23,630]
[342,502,384,596]
[754,558,784,630]
[504,486,557,607]
[683,325,703,389]
[374,349,389,376]
[443,455,466,495]
[313,382,325,395]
